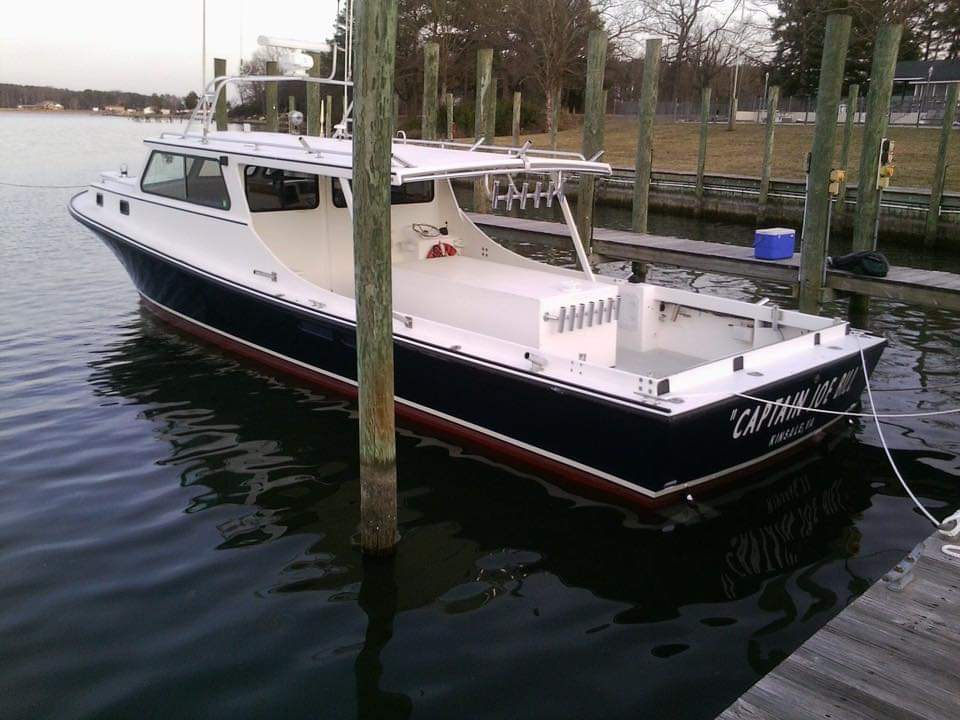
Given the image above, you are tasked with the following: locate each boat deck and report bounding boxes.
[469,213,960,312]
[717,535,960,720]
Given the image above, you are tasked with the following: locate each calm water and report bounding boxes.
[2,113,959,720]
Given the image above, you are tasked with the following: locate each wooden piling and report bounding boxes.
[486,78,498,145]
[695,86,711,212]
[326,94,334,136]
[511,91,522,146]
[265,60,279,132]
[214,58,227,131]
[445,92,454,139]
[575,30,607,258]
[757,85,779,220]
[853,24,902,251]
[473,48,494,213]
[726,66,738,132]
[550,88,560,150]
[632,37,662,233]
[352,0,399,556]
[850,24,902,327]
[307,51,322,136]
[834,83,859,221]
[925,82,958,246]
[798,14,852,314]
[421,41,439,141]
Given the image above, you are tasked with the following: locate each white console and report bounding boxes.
[392,255,619,366]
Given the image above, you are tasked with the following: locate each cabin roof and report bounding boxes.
[894,59,960,83]
[146,130,612,183]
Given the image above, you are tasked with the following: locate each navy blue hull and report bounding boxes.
[71,199,884,503]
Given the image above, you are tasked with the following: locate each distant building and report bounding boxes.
[159,108,171,116]
[894,60,960,99]
[102,105,126,115]
[16,100,64,111]
[143,106,156,115]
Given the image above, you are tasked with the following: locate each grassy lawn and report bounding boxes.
[503,115,960,192]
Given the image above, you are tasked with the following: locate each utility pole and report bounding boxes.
[265,60,279,132]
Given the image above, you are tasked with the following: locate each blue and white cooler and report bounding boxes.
[754,227,796,260]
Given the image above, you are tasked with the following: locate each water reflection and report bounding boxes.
[76,292,957,717]
[356,556,412,719]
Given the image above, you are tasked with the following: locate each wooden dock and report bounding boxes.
[469,213,960,312]
[718,536,960,720]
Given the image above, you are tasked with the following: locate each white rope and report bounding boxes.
[856,334,940,527]
[0,181,88,189]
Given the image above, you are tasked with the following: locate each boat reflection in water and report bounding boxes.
[86,307,941,717]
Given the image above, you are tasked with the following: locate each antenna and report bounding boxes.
[201,0,206,108]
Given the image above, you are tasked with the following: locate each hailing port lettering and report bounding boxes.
[730,366,861,442]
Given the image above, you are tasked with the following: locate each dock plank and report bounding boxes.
[717,536,960,720]
[469,213,960,311]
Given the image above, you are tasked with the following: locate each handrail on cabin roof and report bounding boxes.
[152,132,612,179]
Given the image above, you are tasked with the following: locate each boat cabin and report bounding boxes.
[87,129,845,411]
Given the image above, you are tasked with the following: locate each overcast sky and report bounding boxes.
[0,0,341,95]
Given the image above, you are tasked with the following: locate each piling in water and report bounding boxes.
[446,92,454,140]
[265,61,279,132]
[473,48,494,213]
[511,91,522,147]
[834,84,859,221]
[798,14,852,315]
[214,58,227,131]
[925,82,959,246]
[757,85,779,222]
[576,29,607,258]
[850,23,902,326]
[307,51,323,136]
[353,0,399,556]
[632,37,661,234]
[421,42,439,141]
[695,86,711,213]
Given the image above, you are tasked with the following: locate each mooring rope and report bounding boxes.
[0,181,89,189]
[856,334,941,527]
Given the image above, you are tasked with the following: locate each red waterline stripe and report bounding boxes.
[139,295,837,510]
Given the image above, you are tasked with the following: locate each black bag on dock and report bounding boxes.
[827,251,889,278]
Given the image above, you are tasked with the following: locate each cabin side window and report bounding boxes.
[141,151,231,210]
[331,178,434,209]
[245,166,320,212]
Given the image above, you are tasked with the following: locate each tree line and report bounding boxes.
[0,84,184,111]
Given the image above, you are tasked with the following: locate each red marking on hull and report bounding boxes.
[139,295,839,511]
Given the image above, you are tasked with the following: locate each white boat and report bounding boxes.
[68,44,885,506]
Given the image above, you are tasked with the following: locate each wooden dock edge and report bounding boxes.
[468,213,960,312]
[717,534,960,720]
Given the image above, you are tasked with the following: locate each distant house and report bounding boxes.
[102,105,126,115]
[159,108,171,116]
[16,100,63,111]
[143,106,156,115]
[894,60,960,99]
